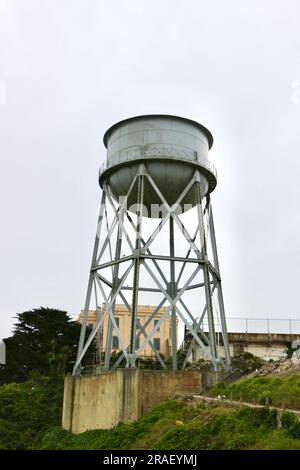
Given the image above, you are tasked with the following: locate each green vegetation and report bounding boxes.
[1,375,300,450]
[209,374,300,409]
[0,374,63,449]
[281,411,300,439]
[229,352,264,379]
[39,401,300,450]
[0,307,94,385]
[284,342,295,359]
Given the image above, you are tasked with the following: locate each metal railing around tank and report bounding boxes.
[98,148,217,180]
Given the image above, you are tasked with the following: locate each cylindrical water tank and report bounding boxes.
[99,115,217,218]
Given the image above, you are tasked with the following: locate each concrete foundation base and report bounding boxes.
[62,369,202,433]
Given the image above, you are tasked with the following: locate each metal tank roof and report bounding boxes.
[103,114,214,149]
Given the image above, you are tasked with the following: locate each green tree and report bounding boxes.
[0,307,94,384]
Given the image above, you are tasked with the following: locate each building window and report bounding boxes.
[135,336,140,350]
[114,317,119,328]
[154,319,160,332]
[112,336,119,349]
[153,338,160,351]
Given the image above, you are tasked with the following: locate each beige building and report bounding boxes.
[78,304,177,358]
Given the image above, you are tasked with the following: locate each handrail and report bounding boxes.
[98,148,217,180]
[185,317,300,335]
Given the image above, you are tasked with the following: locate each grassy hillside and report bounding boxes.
[209,374,300,409]
[40,400,300,450]
[1,372,300,450]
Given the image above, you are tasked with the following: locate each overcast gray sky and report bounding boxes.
[1,0,300,338]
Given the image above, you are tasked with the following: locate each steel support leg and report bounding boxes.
[74,190,106,374]
[96,307,103,369]
[195,175,218,369]
[129,173,144,367]
[104,210,124,370]
[206,194,230,368]
[169,217,177,370]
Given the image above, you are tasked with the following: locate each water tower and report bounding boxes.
[73,115,230,373]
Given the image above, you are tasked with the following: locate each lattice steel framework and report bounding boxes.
[73,164,230,374]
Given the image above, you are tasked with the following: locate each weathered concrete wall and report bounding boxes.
[62,369,202,434]
[191,332,300,363]
[140,370,202,416]
[62,369,140,433]
[195,344,287,362]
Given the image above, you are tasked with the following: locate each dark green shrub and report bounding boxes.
[281,412,300,439]
[0,375,63,449]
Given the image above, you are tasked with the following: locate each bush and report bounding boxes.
[230,352,264,378]
[0,374,63,449]
[281,412,300,439]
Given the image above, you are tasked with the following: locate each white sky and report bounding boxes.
[1,0,300,338]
